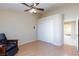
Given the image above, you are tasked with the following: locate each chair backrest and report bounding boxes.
[0,33,7,43]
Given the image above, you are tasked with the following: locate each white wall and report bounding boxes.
[0,10,37,45]
[41,4,79,20]
[37,14,64,46]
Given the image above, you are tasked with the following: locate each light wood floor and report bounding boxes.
[15,40,78,56]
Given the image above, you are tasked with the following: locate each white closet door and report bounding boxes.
[37,14,64,46]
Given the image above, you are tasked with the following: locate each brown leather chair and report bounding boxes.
[0,33,18,56]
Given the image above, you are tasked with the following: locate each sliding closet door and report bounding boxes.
[37,14,64,46]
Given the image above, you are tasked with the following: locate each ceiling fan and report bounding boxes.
[22,3,44,14]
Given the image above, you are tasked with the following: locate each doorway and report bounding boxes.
[64,19,78,50]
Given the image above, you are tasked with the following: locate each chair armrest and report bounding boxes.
[7,39,18,48]
[0,45,3,47]
[0,44,6,47]
[7,39,18,44]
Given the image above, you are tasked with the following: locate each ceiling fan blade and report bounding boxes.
[24,9,31,11]
[35,3,39,6]
[22,3,31,7]
[36,8,44,11]
[30,3,34,7]
[30,3,39,7]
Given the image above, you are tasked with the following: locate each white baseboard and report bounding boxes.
[38,39,63,46]
[18,39,36,46]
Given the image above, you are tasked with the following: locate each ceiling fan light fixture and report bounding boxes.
[22,3,44,14]
[29,9,37,13]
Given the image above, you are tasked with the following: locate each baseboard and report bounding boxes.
[38,40,63,46]
[18,39,37,46]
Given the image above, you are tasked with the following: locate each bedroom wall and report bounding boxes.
[0,9,37,45]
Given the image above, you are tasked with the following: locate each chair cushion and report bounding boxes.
[6,43,16,52]
[7,47,18,56]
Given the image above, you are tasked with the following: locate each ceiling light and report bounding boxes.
[29,9,37,13]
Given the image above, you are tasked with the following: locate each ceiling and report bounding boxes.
[0,3,64,12]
